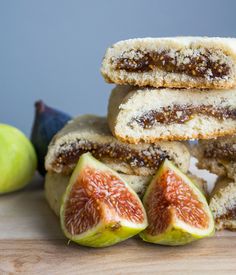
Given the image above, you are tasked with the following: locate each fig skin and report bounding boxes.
[31,100,72,176]
[60,153,148,248]
[0,124,37,193]
[140,160,215,246]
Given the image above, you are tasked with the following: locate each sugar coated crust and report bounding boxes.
[45,114,190,175]
[108,86,236,143]
[102,37,236,89]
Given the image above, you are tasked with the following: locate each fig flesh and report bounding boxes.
[60,153,147,247]
[140,160,215,246]
[45,172,152,216]
[31,100,71,176]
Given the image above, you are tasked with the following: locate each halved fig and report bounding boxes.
[60,152,147,247]
[140,160,214,246]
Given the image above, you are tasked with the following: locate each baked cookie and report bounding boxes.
[101,37,236,89]
[188,136,236,180]
[108,86,236,143]
[210,177,236,231]
[45,115,190,176]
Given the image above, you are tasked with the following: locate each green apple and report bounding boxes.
[0,124,37,193]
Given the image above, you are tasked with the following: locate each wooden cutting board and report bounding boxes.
[0,172,236,274]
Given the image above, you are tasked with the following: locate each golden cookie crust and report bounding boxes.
[102,37,236,89]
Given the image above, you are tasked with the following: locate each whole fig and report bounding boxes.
[31,100,72,176]
[0,124,37,193]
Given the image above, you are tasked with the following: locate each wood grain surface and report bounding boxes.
[0,174,236,274]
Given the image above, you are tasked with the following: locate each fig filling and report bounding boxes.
[204,143,236,161]
[130,105,236,129]
[64,167,145,235]
[113,49,231,79]
[53,140,169,172]
[145,169,209,236]
[216,207,236,222]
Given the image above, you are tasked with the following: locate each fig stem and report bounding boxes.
[35,100,46,113]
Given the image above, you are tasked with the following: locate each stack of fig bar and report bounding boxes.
[101,37,236,231]
[44,37,236,245]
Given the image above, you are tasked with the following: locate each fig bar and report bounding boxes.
[108,86,236,143]
[101,37,236,89]
[45,115,190,176]
[210,177,236,230]
[188,136,236,180]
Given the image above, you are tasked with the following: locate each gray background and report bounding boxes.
[1,0,236,135]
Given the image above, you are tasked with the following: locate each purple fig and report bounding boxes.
[31,100,72,176]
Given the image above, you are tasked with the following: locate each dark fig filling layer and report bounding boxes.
[204,143,236,160]
[130,105,236,129]
[113,49,231,79]
[216,207,236,222]
[53,140,169,171]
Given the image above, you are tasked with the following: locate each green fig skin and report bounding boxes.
[140,221,214,246]
[60,153,148,248]
[0,124,37,194]
[31,100,72,176]
[140,160,215,246]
